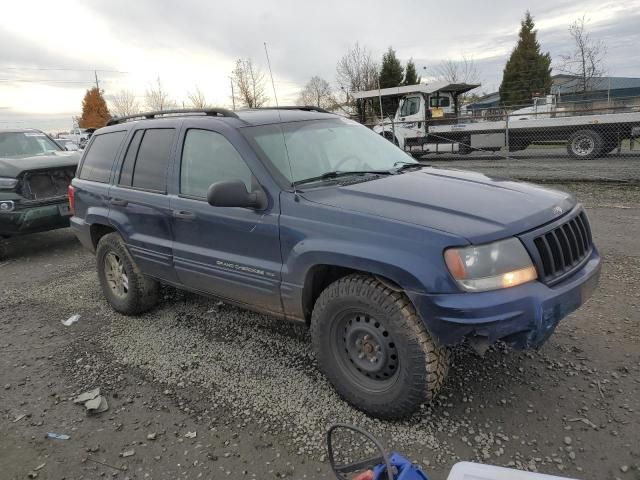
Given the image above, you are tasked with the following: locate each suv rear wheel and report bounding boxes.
[310,274,448,419]
[96,233,159,315]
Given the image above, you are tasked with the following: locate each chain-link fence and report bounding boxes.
[357,92,640,183]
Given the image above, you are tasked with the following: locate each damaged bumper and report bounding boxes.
[0,196,71,236]
[409,248,601,349]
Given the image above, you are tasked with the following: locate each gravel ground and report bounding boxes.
[419,149,640,183]
[1,182,639,480]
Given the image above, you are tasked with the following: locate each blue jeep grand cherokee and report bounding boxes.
[70,107,600,418]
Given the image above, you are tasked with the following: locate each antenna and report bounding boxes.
[264,42,297,195]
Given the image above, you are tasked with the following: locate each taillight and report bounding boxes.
[68,184,76,215]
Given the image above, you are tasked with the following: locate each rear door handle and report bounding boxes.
[173,210,195,220]
[109,198,128,207]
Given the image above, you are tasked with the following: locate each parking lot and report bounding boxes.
[421,148,640,183]
[1,179,639,480]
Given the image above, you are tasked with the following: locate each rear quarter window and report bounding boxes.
[79,131,127,183]
[130,129,175,192]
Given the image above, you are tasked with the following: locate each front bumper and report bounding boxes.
[0,197,71,236]
[408,248,601,349]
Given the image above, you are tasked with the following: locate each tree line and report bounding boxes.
[79,12,607,128]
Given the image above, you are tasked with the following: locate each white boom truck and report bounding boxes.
[358,85,640,159]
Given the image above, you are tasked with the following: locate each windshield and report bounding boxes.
[0,131,62,158]
[242,118,415,185]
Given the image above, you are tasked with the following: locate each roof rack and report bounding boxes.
[106,108,239,126]
[253,105,332,114]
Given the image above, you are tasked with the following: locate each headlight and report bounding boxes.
[444,237,537,292]
[0,177,18,189]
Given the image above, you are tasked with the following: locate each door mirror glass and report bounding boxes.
[207,180,266,209]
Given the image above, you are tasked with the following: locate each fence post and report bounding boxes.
[391,116,396,148]
[504,111,511,177]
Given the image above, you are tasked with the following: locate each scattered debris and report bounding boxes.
[620,465,629,473]
[568,417,598,429]
[86,457,125,472]
[73,388,109,414]
[121,449,135,458]
[147,432,158,441]
[61,314,81,326]
[12,413,26,423]
[85,395,109,414]
[184,431,197,439]
[595,379,606,399]
[46,432,70,440]
[73,388,100,404]
[33,463,46,471]
[27,471,38,479]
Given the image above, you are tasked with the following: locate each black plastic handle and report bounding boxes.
[173,210,195,220]
[109,198,128,207]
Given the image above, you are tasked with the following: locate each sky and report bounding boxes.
[1,0,640,132]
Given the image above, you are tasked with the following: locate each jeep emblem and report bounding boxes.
[553,206,563,215]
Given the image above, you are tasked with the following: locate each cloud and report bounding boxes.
[0,0,639,123]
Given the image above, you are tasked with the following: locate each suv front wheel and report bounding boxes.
[310,274,449,419]
[96,233,159,315]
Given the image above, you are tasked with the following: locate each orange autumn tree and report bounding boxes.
[78,87,111,128]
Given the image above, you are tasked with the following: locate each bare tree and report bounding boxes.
[336,42,379,94]
[336,43,379,118]
[433,55,480,85]
[231,59,269,108]
[431,56,480,109]
[296,76,335,109]
[108,89,139,117]
[145,77,174,111]
[559,16,606,93]
[187,86,209,109]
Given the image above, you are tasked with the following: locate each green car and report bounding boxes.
[0,129,79,254]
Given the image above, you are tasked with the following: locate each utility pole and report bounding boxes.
[94,70,100,91]
[229,76,236,111]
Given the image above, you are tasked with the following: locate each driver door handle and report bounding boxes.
[109,198,128,207]
[173,210,195,220]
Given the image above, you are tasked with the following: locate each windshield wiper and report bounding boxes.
[393,161,427,172]
[292,170,392,186]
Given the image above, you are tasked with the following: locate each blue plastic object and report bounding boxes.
[372,452,429,480]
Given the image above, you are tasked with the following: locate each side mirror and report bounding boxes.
[206,180,267,210]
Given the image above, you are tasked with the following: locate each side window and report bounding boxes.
[119,130,143,186]
[180,129,253,199]
[430,96,450,108]
[131,129,175,192]
[79,131,126,183]
[401,97,420,116]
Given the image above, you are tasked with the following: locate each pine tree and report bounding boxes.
[377,47,403,117]
[379,47,403,88]
[404,59,421,85]
[78,87,111,128]
[499,11,552,107]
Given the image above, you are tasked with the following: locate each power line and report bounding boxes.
[0,67,128,73]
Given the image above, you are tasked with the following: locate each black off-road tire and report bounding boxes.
[310,274,449,419]
[96,232,159,315]
[567,129,604,159]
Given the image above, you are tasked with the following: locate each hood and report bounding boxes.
[0,151,80,178]
[300,168,576,244]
